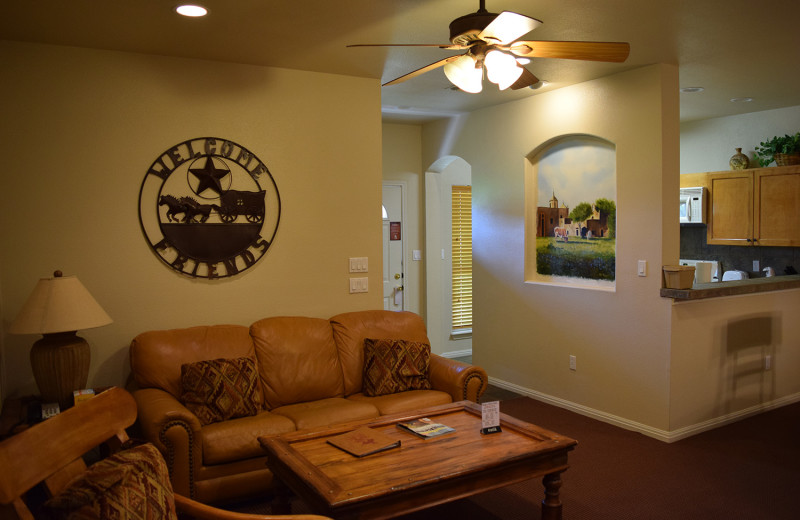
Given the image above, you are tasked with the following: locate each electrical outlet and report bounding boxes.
[569,355,577,371]
[753,260,760,271]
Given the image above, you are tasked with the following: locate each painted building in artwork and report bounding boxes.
[537,192,609,238]
[537,192,571,237]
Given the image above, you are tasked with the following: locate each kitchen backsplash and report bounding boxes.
[680,225,799,278]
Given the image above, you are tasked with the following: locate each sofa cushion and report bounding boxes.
[180,357,264,425]
[331,310,432,396]
[41,443,177,520]
[250,316,345,408]
[271,398,379,431]
[130,324,256,399]
[200,411,297,465]
[362,338,432,396]
[348,389,453,415]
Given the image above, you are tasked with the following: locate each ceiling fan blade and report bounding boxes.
[510,41,630,62]
[509,68,539,90]
[383,55,463,87]
[479,11,542,45]
[348,43,467,51]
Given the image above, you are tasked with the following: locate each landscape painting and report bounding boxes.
[529,136,616,289]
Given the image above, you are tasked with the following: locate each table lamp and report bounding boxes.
[9,270,112,410]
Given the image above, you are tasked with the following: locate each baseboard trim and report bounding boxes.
[439,349,472,359]
[488,376,800,443]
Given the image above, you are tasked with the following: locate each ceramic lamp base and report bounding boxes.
[30,331,90,410]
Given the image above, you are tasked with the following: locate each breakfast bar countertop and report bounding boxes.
[660,274,800,301]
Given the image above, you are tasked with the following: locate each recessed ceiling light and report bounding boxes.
[175,4,208,17]
[680,87,704,93]
[731,97,753,103]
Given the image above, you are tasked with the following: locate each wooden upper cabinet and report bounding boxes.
[755,167,800,246]
[707,171,753,245]
[696,165,800,246]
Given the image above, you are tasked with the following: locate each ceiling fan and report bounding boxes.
[349,0,630,93]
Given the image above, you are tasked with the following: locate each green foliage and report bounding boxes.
[535,237,616,281]
[754,132,800,167]
[569,202,593,223]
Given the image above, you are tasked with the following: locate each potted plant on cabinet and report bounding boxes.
[754,132,800,167]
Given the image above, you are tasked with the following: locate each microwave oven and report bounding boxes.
[679,187,706,224]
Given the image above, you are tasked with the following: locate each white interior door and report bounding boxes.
[382,184,404,311]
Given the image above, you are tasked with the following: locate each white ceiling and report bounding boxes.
[3,0,800,124]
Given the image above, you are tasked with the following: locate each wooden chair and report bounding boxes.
[0,387,329,520]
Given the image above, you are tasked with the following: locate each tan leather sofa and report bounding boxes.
[129,310,487,505]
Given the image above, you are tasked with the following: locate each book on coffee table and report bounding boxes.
[327,427,401,457]
[397,417,455,438]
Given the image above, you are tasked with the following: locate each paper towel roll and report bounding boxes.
[695,262,712,283]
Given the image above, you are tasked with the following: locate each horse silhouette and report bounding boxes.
[158,195,188,222]
[180,197,220,224]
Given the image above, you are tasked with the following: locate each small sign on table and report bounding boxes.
[480,400,502,434]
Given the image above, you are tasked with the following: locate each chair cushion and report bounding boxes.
[180,357,263,425]
[41,443,177,520]
[362,338,432,396]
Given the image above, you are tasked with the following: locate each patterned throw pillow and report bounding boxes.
[41,443,177,520]
[180,357,263,425]
[362,338,432,396]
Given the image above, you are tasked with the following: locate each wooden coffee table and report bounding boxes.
[258,400,577,520]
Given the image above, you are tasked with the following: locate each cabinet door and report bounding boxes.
[755,167,800,246]
[707,172,753,245]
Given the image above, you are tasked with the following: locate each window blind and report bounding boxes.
[451,185,472,330]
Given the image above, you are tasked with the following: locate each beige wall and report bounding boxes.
[670,291,800,434]
[0,42,383,398]
[416,64,800,439]
[681,105,800,173]
[421,65,680,432]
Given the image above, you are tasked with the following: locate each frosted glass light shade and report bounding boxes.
[444,55,483,93]
[10,272,112,335]
[485,50,523,90]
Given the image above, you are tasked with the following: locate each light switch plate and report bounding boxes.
[349,257,368,273]
[637,260,647,277]
[349,277,368,293]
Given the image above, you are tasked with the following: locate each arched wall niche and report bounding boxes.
[524,133,617,291]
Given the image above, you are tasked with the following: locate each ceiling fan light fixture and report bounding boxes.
[444,55,483,93]
[485,50,523,90]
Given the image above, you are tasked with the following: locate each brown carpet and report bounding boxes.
[230,396,800,519]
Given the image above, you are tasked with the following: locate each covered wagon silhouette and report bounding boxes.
[218,189,266,223]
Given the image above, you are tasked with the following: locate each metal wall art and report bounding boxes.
[139,137,281,279]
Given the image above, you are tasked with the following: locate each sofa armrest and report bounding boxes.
[132,388,203,498]
[428,355,488,403]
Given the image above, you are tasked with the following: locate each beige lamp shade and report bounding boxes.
[10,271,112,335]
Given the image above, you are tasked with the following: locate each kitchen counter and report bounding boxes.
[660,274,800,301]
